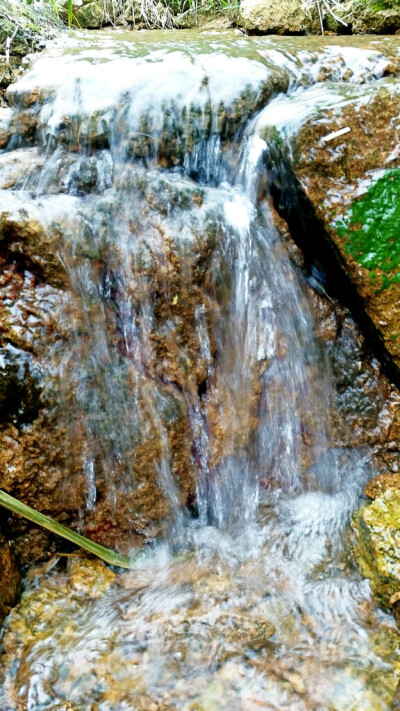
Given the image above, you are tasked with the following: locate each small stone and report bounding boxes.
[69,558,116,598]
[365,473,400,500]
[390,592,400,606]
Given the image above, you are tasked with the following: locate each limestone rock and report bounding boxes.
[239,0,317,34]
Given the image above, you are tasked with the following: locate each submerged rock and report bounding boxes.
[68,557,116,597]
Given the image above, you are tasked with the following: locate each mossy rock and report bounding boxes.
[337,170,400,293]
[74,1,108,28]
[353,490,400,606]
[0,0,61,55]
[350,0,400,33]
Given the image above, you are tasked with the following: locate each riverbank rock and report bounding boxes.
[350,0,400,33]
[238,0,318,34]
[0,0,62,102]
[238,0,400,34]
[57,0,120,29]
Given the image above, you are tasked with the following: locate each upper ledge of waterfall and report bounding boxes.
[3,31,400,163]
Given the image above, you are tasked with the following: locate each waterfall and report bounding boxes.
[1,31,396,711]
[4,32,377,535]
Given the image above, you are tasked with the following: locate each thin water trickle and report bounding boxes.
[0,30,399,710]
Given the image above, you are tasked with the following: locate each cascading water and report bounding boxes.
[1,30,399,710]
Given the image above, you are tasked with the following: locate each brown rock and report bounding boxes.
[0,532,20,626]
[365,473,400,500]
[68,557,116,598]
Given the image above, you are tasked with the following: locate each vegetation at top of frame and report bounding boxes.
[337,169,400,292]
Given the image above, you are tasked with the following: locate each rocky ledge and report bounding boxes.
[238,0,400,35]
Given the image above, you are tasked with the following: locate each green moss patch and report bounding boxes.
[337,170,400,291]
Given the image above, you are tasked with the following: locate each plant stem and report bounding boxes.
[0,490,137,569]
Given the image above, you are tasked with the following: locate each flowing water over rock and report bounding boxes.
[1,29,400,710]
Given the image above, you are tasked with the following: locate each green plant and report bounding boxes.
[0,489,137,569]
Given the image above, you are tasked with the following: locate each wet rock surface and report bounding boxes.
[354,490,400,607]
[1,524,399,711]
[267,77,400,375]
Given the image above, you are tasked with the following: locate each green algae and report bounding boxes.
[353,490,400,606]
[337,170,400,291]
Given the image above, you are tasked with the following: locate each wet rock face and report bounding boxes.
[0,179,210,552]
[260,72,400,378]
[293,84,400,363]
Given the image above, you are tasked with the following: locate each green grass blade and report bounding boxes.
[68,0,73,26]
[0,490,136,569]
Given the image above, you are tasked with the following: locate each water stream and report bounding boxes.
[1,29,400,710]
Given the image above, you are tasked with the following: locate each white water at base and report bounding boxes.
[0,30,398,711]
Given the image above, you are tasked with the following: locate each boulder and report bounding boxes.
[238,0,318,34]
[350,0,400,33]
[74,1,108,28]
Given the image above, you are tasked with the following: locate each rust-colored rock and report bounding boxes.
[365,473,400,500]
[0,532,20,626]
